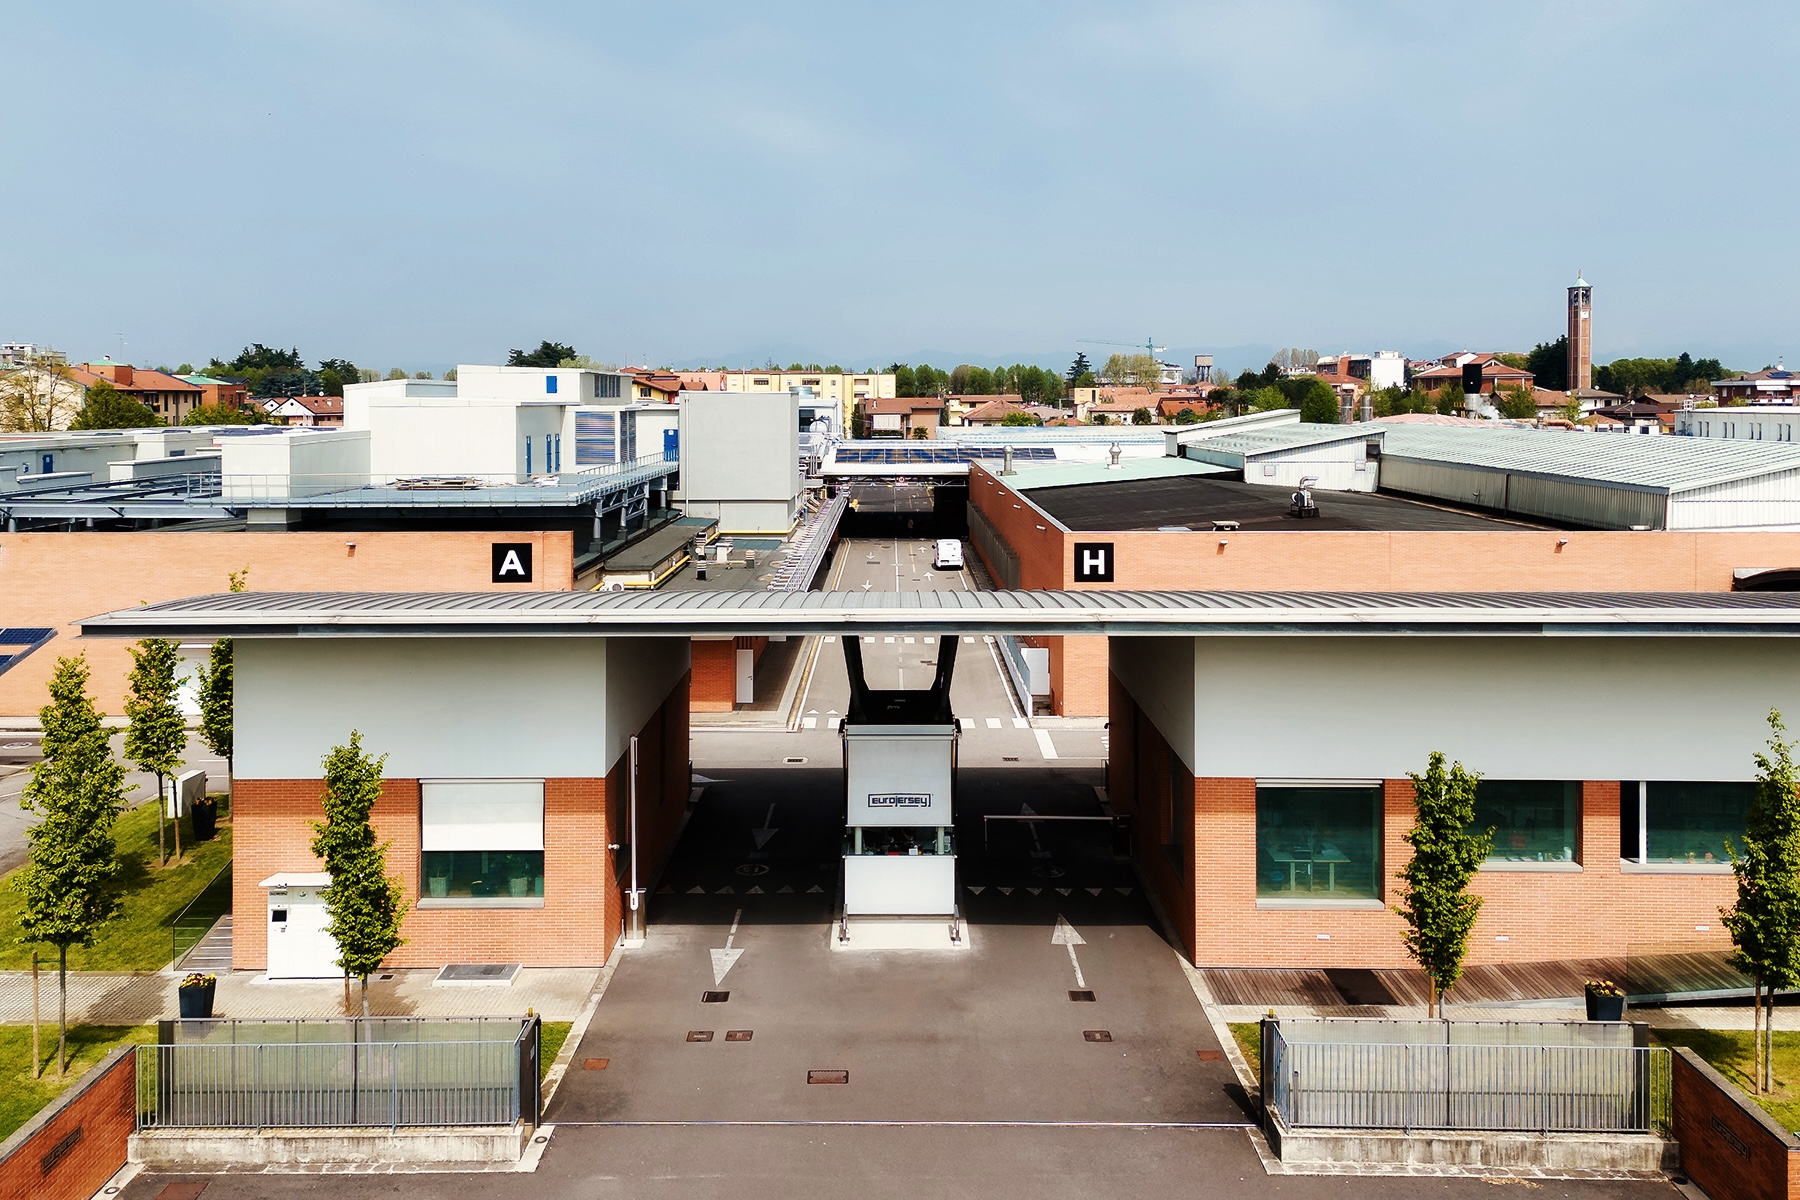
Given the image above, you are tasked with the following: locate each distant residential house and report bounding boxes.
[623,368,684,403]
[1713,364,1799,404]
[1410,353,1535,396]
[264,395,345,427]
[0,362,86,430]
[959,397,1036,427]
[177,373,249,413]
[1071,386,1157,422]
[70,361,204,424]
[1591,399,1673,435]
[1313,351,1406,392]
[863,395,945,437]
[1157,396,1213,421]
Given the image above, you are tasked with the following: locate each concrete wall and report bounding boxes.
[219,428,371,499]
[0,1047,134,1200]
[1671,1046,1800,1200]
[0,529,575,719]
[678,391,800,527]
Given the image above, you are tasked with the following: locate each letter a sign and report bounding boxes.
[1073,542,1114,583]
[492,542,534,583]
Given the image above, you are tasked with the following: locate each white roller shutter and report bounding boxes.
[421,780,544,851]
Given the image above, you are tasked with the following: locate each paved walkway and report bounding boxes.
[0,967,599,1024]
[1214,1000,1774,1031]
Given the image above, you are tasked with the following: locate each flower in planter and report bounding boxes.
[1585,978,1624,998]
[181,973,217,989]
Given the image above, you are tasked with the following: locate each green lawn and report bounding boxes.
[1652,1028,1800,1132]
[541,1021,572,1081]
[1228,1022,1263,1082]
[0,798,232,971]
[0,1024,156,1140]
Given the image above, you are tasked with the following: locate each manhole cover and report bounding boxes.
[702,990,730,1003]
[736,863,770,876]
[686,1030,714,1042]
[1084,1030,1113,1043]
[435,963,520,984]
[582,1057,610,1070]
[1069,990,1096,1002]
[807,1069,849,1085]
[725,1030,753,1042]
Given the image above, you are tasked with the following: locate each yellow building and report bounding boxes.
[682,370,895,430]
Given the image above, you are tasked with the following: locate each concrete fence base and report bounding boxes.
[1267,1110,1678,1172]
[129,1124,531,1169]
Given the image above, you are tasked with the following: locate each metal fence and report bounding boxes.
[1265,1021,1670,1134]
[137,1017,539,1131]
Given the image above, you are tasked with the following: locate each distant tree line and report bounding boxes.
[890,362,1066,404]
[1500,336,1731,396]
[1207,364,1341,424]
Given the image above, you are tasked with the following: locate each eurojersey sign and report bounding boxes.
[867,793,932,809]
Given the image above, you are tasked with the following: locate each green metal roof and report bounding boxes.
[1376,424,1800,494]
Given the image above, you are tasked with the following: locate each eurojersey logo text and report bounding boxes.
[867,793,931,808]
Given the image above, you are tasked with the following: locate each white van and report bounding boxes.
[933,539,964,570]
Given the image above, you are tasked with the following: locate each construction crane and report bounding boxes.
[1077,337,1168,358]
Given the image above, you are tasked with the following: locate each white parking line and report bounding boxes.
[1033,729,1058,760]
[884,636,896,644]
[904,637,915,644]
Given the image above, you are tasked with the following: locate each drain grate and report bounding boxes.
[1002,756,1019,762]
[1084,1030,1113,1043]
[1069,990,1096,1002]
[807,1069,849,1085]
[582,1057,610,1070]
[1197,1049,1224,1062]
[784,756,808,764]
[435,963,520,985]
[725,1030,753,1042]
[702,990,730,1003]
[686,1031,714,1042]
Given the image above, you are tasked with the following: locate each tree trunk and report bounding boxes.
[57,945,67,1077]
[1755,979,1765,1094]
[31,951,40,1080]
[156,771,167,866]
[1769,987,1778,1094]
[1428,980,1438,1020]
[361,974,370,1019]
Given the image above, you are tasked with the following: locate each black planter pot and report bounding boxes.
[1585,990,1625,1022]
[190,801,217,842]
[178,980,216,1019]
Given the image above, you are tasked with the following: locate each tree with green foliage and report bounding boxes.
[508,341,577,368]
[1525,336,1568,392]
[125,639,186,866]
[70,381,159,430]
[1395,751,1493,1017]
[1101,353,1162,390]
[317,358,362,396]
[1066,353,1093,389]
[1495,383,1539,420]
[949,364,996,396]
[1722,710,1800,1094]
[999,410,1040,426]
[14,655,128,1074]
[1131,408,1153,425]
[1285,377,1338,423]
[311,733,408,1016]
[182,402,265,426]
[196,569,246,797]
[1172,407,1200,425]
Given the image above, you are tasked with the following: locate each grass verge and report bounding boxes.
[1651,1027,1800,1132]
[540,1021,572,1081]
[0,799,232,971]
[0,1023,156,1141]
[1228,1021,1262,1081]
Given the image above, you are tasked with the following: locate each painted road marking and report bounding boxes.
[1053,916,1088,989]
[1013,717,1029,729]
[963,636,975,644]
[884,636,896,643]
[711,908,746,985]
[802,717,817,729]
[985,717,1001,729]
[752,805,779,849]
[904,637,915,644]
[1033,729,1058,760]
[825,636,837,643]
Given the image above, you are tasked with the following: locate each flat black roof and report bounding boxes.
[1026,476,1537,533]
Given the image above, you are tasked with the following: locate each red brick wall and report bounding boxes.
[1110,685,1737,968]
[232,676,689,970]
[0,1047,134,1200]
[1671,1047,1800,1200]
[0,530,575,718]
[691,640,736,712]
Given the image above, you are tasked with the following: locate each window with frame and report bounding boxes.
[1256,784,1381,899]
[1620,781,1752,866]
[1472,780,1578,864]
[421,780,545,901]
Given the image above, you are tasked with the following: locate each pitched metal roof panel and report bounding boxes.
[1375,424,1800,493]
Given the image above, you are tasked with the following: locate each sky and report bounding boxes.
[3,1,1797,376]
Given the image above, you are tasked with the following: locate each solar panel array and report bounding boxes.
[833,445,1057,465]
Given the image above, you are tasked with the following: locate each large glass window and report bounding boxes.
[421,780,545,901]
[1256,784,1382,900]
[1622,782,1754,866]
[1473,780,1578,864]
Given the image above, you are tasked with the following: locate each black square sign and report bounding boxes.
[1073,542,1114,583]
[492,542,534,583]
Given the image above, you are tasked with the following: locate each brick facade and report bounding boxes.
[232,675,689,971]
[1671,1047,1800,1200]
[0,1047,134,1200]
[690,636,768,712]
[0,530,574,718]
[1110,685,1736,969]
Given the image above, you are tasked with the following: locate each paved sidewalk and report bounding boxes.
[0,967,599,1024]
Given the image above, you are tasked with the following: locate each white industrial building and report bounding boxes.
[1170,422,1380,493]
[1673,405,1800,443]
[675,389,803,533]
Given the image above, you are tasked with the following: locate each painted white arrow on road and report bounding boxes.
[752,804,779,849]
[1053,915,1087,989]
[712,909,746,985]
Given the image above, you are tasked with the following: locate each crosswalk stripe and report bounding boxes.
[777,885,795,893]
[1013,717,1029,729]
[1086,887,1103,896]
[802,717,817,729]
[825,636,837,642]
[884,636,895,643]
[985,717,1001,730]
[963,636,975,643]
[746,885,764,894]
[904,636,915,644]
[688,886,705,894]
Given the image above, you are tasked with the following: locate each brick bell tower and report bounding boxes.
[1566,272,1593,391]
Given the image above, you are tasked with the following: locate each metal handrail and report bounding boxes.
[170,862,232,971]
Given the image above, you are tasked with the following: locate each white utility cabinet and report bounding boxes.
[263,872,340,979]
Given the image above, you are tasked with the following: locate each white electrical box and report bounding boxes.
[262,873,341,979]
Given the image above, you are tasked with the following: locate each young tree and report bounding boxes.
[1395,752,1493,1017]
[182,402,263,426]
[1101,353,1163,390]
[311,733,408,1016]
[125,639,187,865]
[1722,710,1800,1094]
[70,381,160,430]
[14,655,128,1074]
[1495,383,1538,421]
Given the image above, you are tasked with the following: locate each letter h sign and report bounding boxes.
[1073,542,1114,583]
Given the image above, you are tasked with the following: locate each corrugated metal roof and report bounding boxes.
[76,589,1800,640]
[1006,457,1230,491]
[1376,424,1800,494]
[1182,423,1376,458]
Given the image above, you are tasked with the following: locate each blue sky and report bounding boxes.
[3,1,1795,375]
